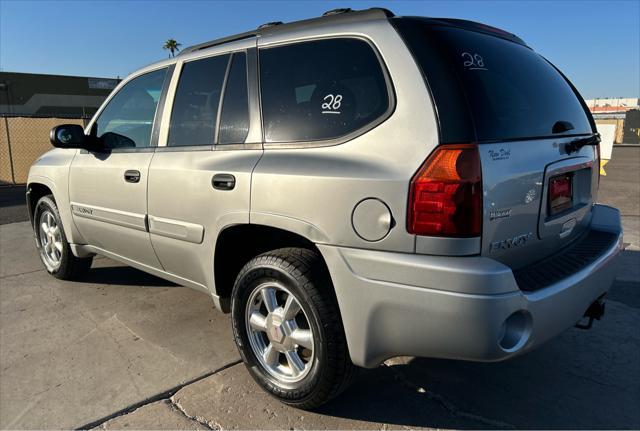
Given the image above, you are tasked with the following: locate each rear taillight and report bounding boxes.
[407,144,482,237]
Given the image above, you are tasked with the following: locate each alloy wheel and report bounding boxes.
[245,281,315,383]
[39,210,63,269]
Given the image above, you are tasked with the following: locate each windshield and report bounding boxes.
[393,18,594,143]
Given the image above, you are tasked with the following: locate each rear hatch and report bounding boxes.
[393,17,599,269]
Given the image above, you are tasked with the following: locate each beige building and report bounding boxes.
[584,98,640,145]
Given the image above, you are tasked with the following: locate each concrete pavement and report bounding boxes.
[1,223,638,429]
[1,146,639,429]
[0,222,240,429]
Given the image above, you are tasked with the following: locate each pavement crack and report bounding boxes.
[169,395,220,430]
[1,268,45,279]
[383,363,516,430]
[75,359,242,430]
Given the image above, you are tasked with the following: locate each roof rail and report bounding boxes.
[257,21,283,30]
[179,7,395,57]
[322,7,394,18]
[322,8,352,16]
[178,32,256,56]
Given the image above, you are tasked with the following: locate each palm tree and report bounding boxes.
[163,39,182,58]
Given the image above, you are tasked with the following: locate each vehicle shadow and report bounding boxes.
[318,320,639,429]
[81,263,178,288]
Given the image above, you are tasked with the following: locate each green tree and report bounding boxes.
[163,39,182,57]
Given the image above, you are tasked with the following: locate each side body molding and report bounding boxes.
[70,202,147,232]
[148,215,205,244]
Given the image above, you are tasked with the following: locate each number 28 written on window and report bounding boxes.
[322,94,343,114]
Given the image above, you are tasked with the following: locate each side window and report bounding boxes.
[259,38,390,143]
[94,68,167,149]
[168,54,230,147]
[219,52,249,144]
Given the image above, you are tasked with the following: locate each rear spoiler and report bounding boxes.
[393,17,528,47]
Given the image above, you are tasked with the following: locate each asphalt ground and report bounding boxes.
[0,185,27,226]
[0,146,638,429]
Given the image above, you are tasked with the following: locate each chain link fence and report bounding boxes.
[0,115,89,185]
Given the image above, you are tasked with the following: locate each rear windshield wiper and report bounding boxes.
[565,133,600,155]
[552,120,574,134]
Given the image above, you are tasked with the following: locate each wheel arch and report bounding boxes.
[213,224,330,313]
[26,181,55,228]
[27,176,84,245]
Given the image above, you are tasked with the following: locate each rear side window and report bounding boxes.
[168,54,230,147]
[219,52,249,144]
[259,38,390,143]
[393,19,593,143]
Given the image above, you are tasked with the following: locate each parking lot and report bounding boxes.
[1,147,638,430]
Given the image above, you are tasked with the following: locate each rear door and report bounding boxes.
[147,40,263,290]
[479,139,597,268]
[393,19,598,268]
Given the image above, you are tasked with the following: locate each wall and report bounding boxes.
[0,116,86,184]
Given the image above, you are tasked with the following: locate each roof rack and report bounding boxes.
[257,21,283,30]
[179,8,395,56]
[178,32,256,56]
[322,7,393,18]
[322,8,352,16]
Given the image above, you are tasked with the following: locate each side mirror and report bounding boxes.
[50,124,89,149]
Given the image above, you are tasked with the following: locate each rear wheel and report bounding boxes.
[231,247,355,409]
[34,195,92,280]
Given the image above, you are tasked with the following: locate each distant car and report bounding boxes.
[27,8,622,408]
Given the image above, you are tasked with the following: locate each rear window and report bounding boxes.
[219,52,249,145]
[168,54,230,147]
[259,38,390,143]
[393,18,593,143]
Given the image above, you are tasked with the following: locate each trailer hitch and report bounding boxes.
[575,299,605,330]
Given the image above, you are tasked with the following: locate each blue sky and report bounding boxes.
[0,0,638,99]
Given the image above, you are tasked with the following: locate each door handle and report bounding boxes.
[124,170,141,183]
[212,174,235,190]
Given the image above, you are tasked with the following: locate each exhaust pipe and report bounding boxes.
[575,298,605,330]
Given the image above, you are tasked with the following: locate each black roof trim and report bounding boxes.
[257,21,283,30]
[323,8,353,16]
[178,8,394,56]
[179,32,257,56]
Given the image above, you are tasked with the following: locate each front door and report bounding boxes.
[69,66,171,269]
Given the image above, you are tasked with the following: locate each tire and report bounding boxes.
[34,195,92,280]
[231,247,355,409]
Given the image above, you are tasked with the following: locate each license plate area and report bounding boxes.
[548,173,573,216]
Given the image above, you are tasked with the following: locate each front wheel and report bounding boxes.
[231,248,355,409]
[34,195,92,280]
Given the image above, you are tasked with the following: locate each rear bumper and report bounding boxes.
[318,204,623,368]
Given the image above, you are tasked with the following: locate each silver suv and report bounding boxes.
[27,8,622,408]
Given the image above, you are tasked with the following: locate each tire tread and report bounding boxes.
[35,195,92,280]
[232,247,356,409]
